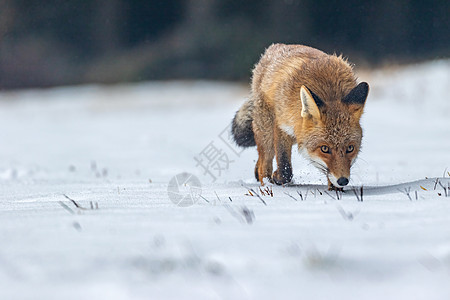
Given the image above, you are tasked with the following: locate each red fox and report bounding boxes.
[231,44,369,190]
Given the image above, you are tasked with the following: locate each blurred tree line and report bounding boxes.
[0,0,448,89]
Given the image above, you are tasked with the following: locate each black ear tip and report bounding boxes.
[356,82,369,97]
[355,81,369,94]
[343,81,369,104]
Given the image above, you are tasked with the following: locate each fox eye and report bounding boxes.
[320,145,330,153]
[347,145,354,153]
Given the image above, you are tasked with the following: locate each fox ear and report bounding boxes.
[343,82,369,105]
[343,82,369,120]
[300,85,323,119]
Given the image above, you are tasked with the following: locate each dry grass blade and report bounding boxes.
[284,192,298,201]
[360,186,364,202]
[352,188,361,202]
[241,184,267,205]
[214,191,223,204]
[199,195,210,203]
[248,188,267,205]
[437,181,448,197]
[266,186,274,197]
[433,178,439,190]
[398,187,412,201]
[296,190,303,201]
[323,190,336,200]
[58,201,75,214]
[335,189,342,200]
[63,194,87,210]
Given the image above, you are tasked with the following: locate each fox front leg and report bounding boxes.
[271,127,294,185]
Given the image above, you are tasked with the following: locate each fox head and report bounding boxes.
[299,82,369,189]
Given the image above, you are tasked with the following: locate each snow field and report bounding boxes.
[0,60,449,299]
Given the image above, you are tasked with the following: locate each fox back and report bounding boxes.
[232,44,369,189]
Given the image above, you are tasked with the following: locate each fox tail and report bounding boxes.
[231,98,256,147]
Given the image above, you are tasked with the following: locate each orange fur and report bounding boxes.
[232,44,369,190]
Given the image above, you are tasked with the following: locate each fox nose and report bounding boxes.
[337,177,349,186]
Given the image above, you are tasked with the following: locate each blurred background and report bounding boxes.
[0,0,449,89]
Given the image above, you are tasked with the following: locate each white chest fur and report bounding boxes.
[280,124,296,137]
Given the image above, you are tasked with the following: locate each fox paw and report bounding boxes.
[271,170,292,185]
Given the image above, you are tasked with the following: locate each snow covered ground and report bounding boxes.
[0,60,449,300]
